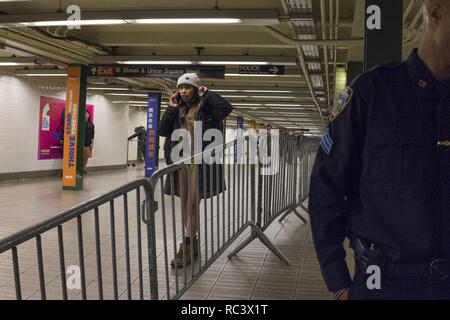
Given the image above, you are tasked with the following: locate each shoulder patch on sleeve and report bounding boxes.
[320,128,333,155]
[330,87,353,122]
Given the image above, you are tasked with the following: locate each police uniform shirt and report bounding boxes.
[308,49,450,292]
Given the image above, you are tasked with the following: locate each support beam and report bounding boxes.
[364,0,403,71]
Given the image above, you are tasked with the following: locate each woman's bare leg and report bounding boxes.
[182,167,200,240]
[83,147,89,169]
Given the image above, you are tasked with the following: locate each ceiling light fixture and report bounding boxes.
[0,9,279,28]
[129,18,242,24]
[87,87,129,91]
[0,57,35,66]
[199,61,268,65]
[117,61,192,65]
[104,93,149,97]
[19,19,126,27]
[16,69,67,76]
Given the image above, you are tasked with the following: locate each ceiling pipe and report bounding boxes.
[0,29,89,64]
[262,26,363,47]
[403,6,423,43]
[329,0,334,62]
[333,0,340,104]
[404,21,423,47]
[403,0,419,24]
[8,27,94,61]
[320,0,330,107]
[278,0,326,129]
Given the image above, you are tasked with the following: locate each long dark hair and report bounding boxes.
[85,110,91,123]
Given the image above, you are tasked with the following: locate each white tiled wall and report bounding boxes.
[0,74,128,174]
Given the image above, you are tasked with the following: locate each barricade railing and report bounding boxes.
[0,178,157,300]
[0,133,318,300]
[146,133,317,300]
[278,136,317,222]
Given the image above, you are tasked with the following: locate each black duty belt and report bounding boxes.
[385,258,450,281]
[351,236,450,281]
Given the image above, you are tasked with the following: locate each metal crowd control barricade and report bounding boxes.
[0,179,157,300]
[145,133,317,300]
[146,135,294,300]
[278,135,318,222]
[0,134,319,300]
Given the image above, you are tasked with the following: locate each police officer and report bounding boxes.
[309,0,450,300]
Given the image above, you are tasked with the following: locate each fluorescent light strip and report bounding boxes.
[224,95,297,99]
[17,73,66,76]
[117,61,192,65]
[199,61,268,65]
[249,96,295,99]
[225,73,301,78]
[20,19,126,27]
[130,18,242,24]
[0,62,19,66]
[265,104,308,107]
[87,87,129,91]
[104,93,148,97]
[225,73,278,77]
[214,89,294,93]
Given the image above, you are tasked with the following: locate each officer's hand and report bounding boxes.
[336,288,350,300]
[169,92,181,107]
[198,86,208,97]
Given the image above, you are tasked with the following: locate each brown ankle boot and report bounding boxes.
[170,242,191,268]
[170,239,199,268]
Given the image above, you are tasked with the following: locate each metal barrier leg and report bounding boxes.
[251,222,290,265]
[226,231,257,259]
[227,223,290,265]
[278,205,308,224]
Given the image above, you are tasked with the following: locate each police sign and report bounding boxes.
[239,65,285,75]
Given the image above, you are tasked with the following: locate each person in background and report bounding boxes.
[128,126,147,162]
[83,110,95,175]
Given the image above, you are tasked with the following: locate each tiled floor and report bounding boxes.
[0,164,354,300]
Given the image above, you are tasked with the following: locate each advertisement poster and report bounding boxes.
[145,93,161,177]
[38,96,94,160]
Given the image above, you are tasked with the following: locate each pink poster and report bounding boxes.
[38,96,94,160]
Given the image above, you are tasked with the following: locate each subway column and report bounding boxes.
[62,65,87,190]
[364,0,403,70]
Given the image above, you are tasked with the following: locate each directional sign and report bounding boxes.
[88,65,225,79]
[239,65,285,75]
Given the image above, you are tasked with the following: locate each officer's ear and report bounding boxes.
[428,3,444,27]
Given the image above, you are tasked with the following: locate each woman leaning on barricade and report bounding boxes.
[158,73,233,268]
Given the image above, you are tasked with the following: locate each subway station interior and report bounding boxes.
[0,0,444,302]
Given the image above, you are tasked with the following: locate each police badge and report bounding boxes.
[330,87,353,122]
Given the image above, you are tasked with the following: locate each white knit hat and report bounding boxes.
[177,73,201,89]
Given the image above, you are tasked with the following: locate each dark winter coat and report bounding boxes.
[158,90,233,198]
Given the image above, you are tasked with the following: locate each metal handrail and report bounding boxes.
[0,178,152,253]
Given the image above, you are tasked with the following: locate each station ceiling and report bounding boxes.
[0,0,424,135]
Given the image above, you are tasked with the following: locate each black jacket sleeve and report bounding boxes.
[158,106,180,137]
[201,90,233,120]
[308,79,368,293]
[128,132,139,140]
